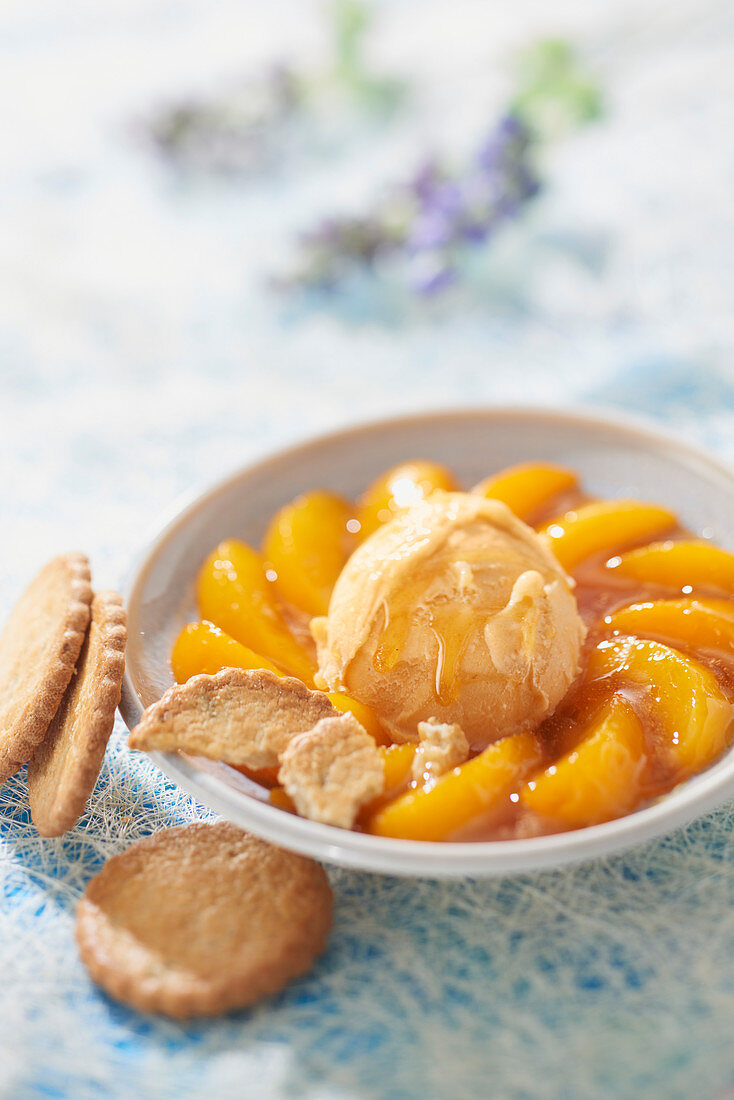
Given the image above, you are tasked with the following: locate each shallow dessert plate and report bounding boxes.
[120,407,734,877]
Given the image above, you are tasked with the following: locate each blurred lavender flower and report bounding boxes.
[281,111,541,297]
[144,1,404,177]
[147,65,303,176]
[279,38,600,299]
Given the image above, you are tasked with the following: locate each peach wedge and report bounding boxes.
[326,692,391,746]
[587,635,732,775]
[262,490,355,618]
[366,731,541,841]
[379,743,416,792]
[171,621,283,684]
[472,462,577,521]
[519,695,647,828]
[541,501,677,572]
[604,598,734,657]
[608,539,734,595]
[196,538,316,684]
[358,460,458,539]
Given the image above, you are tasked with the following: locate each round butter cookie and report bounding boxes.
[29,590,127,836]
[0,553,92,783]
[76,822,333,1018]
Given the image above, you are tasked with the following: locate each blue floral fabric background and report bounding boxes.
[3,0,734,1096]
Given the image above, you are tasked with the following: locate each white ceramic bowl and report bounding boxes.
[120,407,734,877]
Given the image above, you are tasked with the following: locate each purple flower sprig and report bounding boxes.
[281,112,540,297]
[278,38,601,299]
[143,2,405,178]
[146,64,303,177]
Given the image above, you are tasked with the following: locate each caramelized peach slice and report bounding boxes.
[197,539,316,684]
[604,598,734,656]
[472,462,578,521]
[609,540,734,594]
[262,490,355,617]
[269,787,295,812]
[541,501,676,572]
[380,743,416,791]
[235,762,281,788]
[358,743,416,822]
[358,460,458,539]
[326,692,391,745]
[520,696,647,827]
[171,621,283,684]
[587,636,732,774]
[366,731,541,841]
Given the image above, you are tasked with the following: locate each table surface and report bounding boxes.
[3,1,734,1096]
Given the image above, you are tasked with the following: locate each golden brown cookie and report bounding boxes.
[28,590,127,836]
[76,822,333,1018]
[0,553,92,783]
[129,667,340,769]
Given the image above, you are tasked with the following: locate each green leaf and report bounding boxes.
[510,38,603,139]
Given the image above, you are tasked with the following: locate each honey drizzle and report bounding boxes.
[370,484,594,707]
[372,539,530,706]
[374,594,478,705]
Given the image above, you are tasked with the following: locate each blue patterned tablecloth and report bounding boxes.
[3,1,734,1096]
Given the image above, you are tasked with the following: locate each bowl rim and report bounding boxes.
[119,404,734,877]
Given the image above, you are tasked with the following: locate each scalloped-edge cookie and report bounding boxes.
[129,667,340,769]
[76,822,333,1018]
[28,590,127,837]
[0,553,92,784]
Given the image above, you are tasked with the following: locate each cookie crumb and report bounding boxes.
[411,718,469,783]
[279,713,384,829]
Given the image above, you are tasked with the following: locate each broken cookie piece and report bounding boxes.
[278,713,385,829]
[411,718,469,784]
[129,667,339,769]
